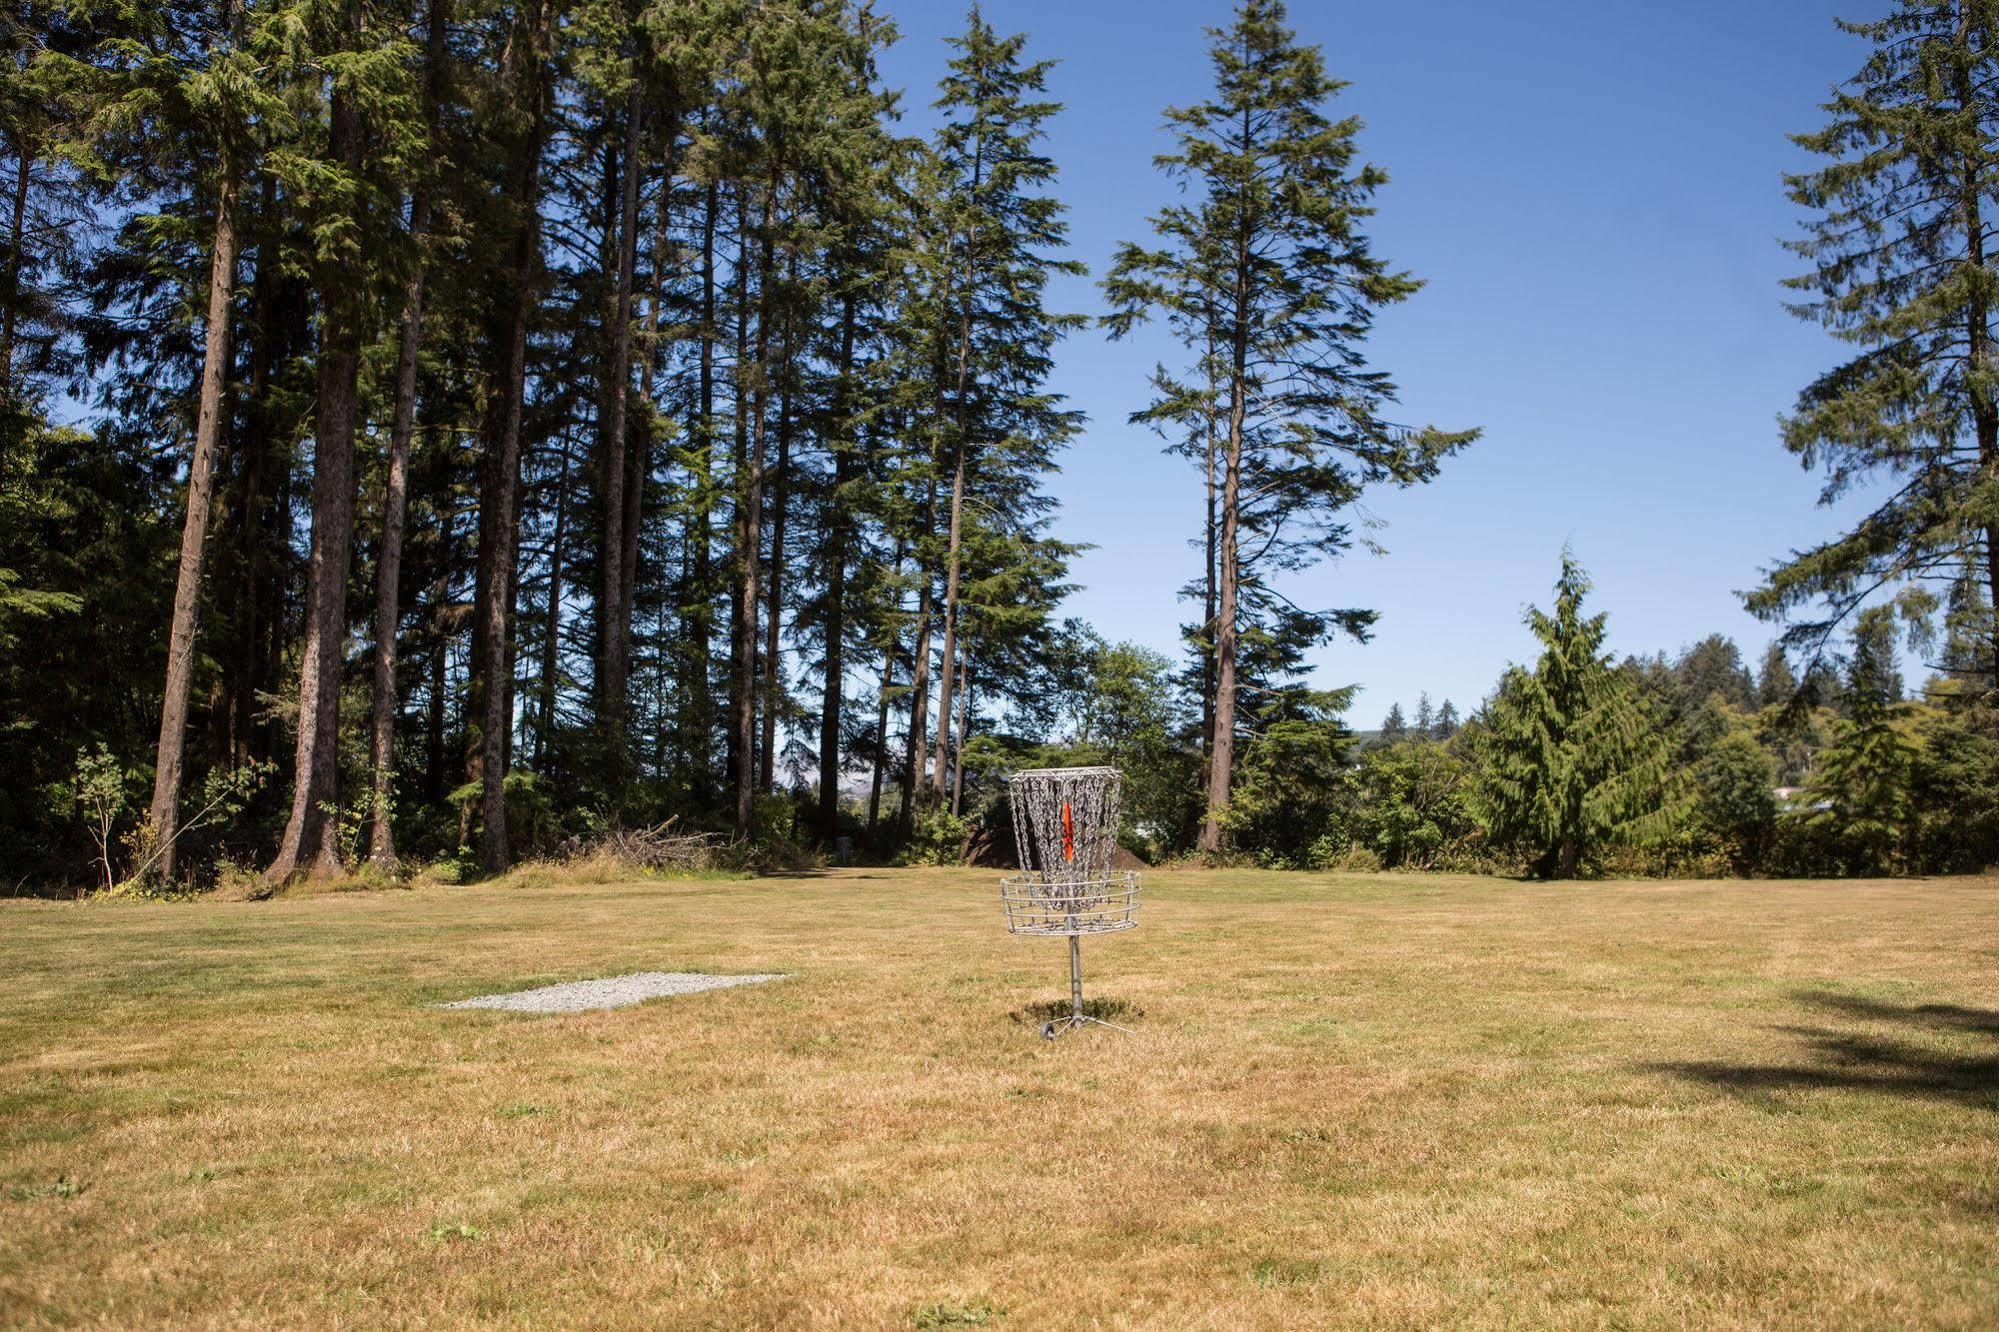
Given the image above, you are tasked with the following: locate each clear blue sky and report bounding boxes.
[871,0,1869,722]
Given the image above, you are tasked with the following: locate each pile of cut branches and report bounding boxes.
[558,819,722,872]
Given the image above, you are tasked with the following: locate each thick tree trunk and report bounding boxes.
[1,137,30,394]
[817,293,858,842]
[625,111,679,742]
[1198,310,1247,856]
[367,0,449,868]
[474,3,551,873]
[148,165,239,880]
[597,85,643,784]
[265,77,367,885]
[689,176,719,788]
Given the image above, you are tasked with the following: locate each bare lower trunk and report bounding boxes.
[759,294,795,793]
[597,86,643,785]
[689,175,719,789]
[1,138,30,394]
[1198,308,1247,856]
[817,294,857,842]
[365,0,447,870]
[266,74,368,884]
[898,476,939,837]
[950,649,971,816]
[929,434,968,807]
[148,168,239,881]
[732,190,775,838]
[476,5,550,873]
[534,432,573,767]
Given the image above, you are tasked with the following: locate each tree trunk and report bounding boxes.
[898,473,939,837]
[817,293,858,842]
[265,73,367,885]
[929,425,969,807]
[474,2,551,873]
[597,85,643,786]
[684,174,719,792]
[731,189,775,838]
[1954,2,1999,708]
[625,110,679,748]
[950,648,972,816]
[725,192,750,810]
[364,0,447,869]
[0,135,30,394]
[1198,290,1247,856]
[759,286,795,794]
[535,431,574,767]
[147,161,239,881]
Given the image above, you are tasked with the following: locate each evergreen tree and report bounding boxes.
[1756,643,1798,709]
[1103,0,1475,854]
[1378,701,1406,743]
[1412,691,1433,735]
[1431,698,1460,740]
[1803,606,1918,873]
[922,8,1083,808]
[1472,554,1682,879]
[1750,1,1999,698]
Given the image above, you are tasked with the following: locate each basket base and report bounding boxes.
[1039,1012,1133,1040]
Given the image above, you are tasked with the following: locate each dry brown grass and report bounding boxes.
[2,867,1996,1329]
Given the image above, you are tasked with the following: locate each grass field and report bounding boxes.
[2,867,1996,1328]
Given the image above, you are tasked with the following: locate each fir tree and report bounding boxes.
[1432,698,1459,740]
[1756,643,1798,709]
[1804,606,1918,873]
[1412,691,1434,735]
[1103,0,1476,854]
[1750,1,1999,697]
[923,7,1083,807]
[1472,554,1682,879]
[1378,702,1406,743]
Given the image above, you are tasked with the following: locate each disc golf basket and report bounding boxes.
[1000,766,1141,1039]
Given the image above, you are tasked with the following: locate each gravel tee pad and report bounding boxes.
[440,971,786,1014]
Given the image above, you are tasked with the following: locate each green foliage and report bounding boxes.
[901,807,973,867]
[1693,729,1779,871]
[1348,739,1481,870]
[1748,2,1999,677]
[1471,555,1685,879]
[1222,688,1355,867]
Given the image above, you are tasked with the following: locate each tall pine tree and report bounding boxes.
[1103,0,1475,854]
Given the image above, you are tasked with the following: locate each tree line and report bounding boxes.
[4,0,1998,889]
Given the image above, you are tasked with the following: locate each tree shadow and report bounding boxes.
[1646,988,1999,1109]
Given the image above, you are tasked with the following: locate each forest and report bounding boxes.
[4,0,1998,893]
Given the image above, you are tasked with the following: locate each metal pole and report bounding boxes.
[1069,934,1083,1022]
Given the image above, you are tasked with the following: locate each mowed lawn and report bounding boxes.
[2,869,1996,1329]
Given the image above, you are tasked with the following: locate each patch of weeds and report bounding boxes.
[495,1103,548,1120]
[8,1176,85,1202]
[913,1298,1001,1328]
[185,1166,219,1185]
[1249,1256,1322,1288]
[427,1221,486,1243]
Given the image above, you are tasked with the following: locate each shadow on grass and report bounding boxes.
[1007,996,1144,1027]
[1647,988,1999,1109]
